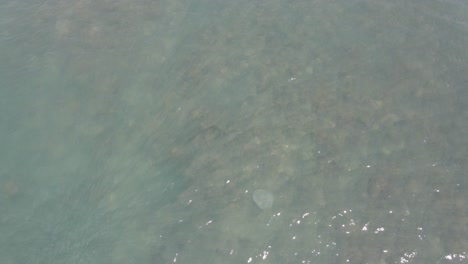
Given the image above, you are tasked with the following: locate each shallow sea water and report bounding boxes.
[0,0,467,263]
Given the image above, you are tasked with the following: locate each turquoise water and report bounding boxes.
[1,0,467,263]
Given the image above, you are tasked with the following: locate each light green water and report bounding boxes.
[1,0,467,263]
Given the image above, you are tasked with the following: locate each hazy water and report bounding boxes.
[1,0,467,263]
